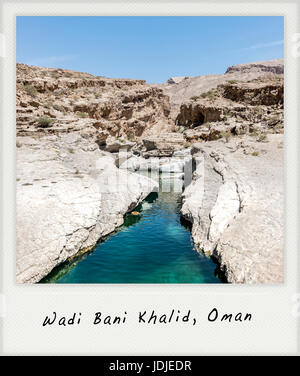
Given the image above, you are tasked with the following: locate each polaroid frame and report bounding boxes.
[0,0,299,355]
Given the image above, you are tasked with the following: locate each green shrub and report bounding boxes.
[53,104,64,112]
[226,80,238,84]
[257,133,268,142]
[24,84,38,97]
[44,101,53,109]
[249,129,259,137]
[200,90,216,100]
[77,112,88,118]
[50,72,60,79]
[35,117,54,128]
[251,151,259,156]
[127,134,135,141]
[220,131,232,142]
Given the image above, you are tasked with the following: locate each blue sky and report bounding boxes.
[16,16,284,83]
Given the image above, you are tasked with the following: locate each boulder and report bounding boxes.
[166,76,189,85]
[142,133,185,157]
[102,136,135,153]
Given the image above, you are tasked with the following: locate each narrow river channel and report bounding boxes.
[42,174,223,284]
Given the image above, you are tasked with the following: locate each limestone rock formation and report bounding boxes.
[16,63,173,142]
[16,59,284,284]
[177,68,284,283]
[119,153,190,175]
[181,132,284,284]
[101,135,135,153]
[175,76,284,143]
[16,63,171,283]
[166,76,189,85]
[225,59,284,75]
[221,79,283,106]
[159,59,283,118]
[16,134,157,283]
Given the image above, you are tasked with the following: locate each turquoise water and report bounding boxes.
[42,176,223,284]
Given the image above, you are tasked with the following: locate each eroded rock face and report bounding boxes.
[16,59,284,284]
[16,63,173,142]
[181,134,284,283]
[221,80,283,106]
[159,59,283,118]
[225,60,284,75]
[175,76,284,143]
[16,134,157,283]
[178,66,285,284]
[142,133,186,157]
[176,102,223,127]
[16,64,174,283]
[101,135,135,153]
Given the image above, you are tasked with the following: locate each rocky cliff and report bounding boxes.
[17,63,173,145]
[16,63,165,283]
[181,135,284,283]
[16,59,284,284]
[175,75,283,142]
[160,59,283,118]
[177,70,284,283]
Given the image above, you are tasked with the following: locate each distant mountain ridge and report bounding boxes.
[159,59,284,117]
[225,59,284,74]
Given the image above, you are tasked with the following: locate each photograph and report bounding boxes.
[16,16,284,284]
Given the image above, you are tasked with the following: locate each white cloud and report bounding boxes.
[242,40,283,50]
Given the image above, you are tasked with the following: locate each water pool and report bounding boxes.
[42,176,223,284]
